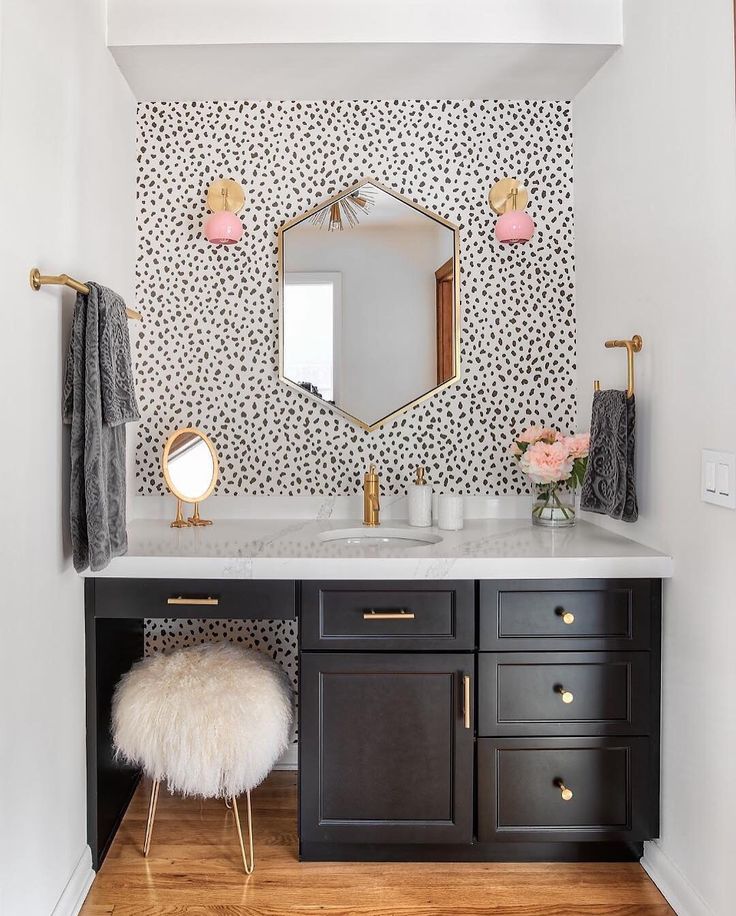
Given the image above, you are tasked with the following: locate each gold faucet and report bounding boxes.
[363,464,381,527]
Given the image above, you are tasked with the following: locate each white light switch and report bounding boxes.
[702,450,736,508]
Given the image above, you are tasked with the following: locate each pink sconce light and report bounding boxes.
[203,178,245,245]
[489,178,535,244]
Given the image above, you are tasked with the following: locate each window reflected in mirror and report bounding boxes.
[283,274,341,405]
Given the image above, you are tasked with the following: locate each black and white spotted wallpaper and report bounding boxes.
[134,100,575,498]
[136,101,576,730]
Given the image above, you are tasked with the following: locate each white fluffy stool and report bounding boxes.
[112,642,294,873]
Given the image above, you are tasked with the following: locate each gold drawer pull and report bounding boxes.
[559,609,575,625]
[167,596,220,606]
[556,686,574,704]
[463,674,471,729]
[362,610,415,620]
[555,779,574,801]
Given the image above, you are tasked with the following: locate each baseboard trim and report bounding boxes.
[51,845,95,916]
[642,841,713,916]
[274,743,298,769]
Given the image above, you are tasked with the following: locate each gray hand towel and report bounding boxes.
[580,389,638,522]
[63,283,140,572]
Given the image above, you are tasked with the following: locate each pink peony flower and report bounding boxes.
[517,425,557,445]
[509,441,523,457]
[520,440,574,485]
[564,432,590,459]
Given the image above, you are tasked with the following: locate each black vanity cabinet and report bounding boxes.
[299,581,476,854]
[87,575,661,866]
[475,579,661,855]
[85,577,297,868]
[298,577,661,862]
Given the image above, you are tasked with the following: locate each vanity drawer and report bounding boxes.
[479,580,653,650]
[300,581,474,650]
[92,578,297,620]
[477,737,655,843]
[477,652,651,736]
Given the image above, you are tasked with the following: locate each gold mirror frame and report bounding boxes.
[162,427,219,528]
[277,176,461,432]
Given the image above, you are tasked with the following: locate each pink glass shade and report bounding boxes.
[495,209,535,244]
[203,210,244,245]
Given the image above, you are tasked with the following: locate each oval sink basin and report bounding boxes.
[319,527,442,549]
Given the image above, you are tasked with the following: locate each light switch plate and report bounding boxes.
[701,449,736,508]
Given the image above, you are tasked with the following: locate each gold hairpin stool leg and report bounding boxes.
[143,779,160,856]
[231,791,255,874]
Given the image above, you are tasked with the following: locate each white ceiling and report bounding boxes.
[108,0,622,101]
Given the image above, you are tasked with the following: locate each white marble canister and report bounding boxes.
[437,495,464,530]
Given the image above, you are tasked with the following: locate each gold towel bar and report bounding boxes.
[29,268,142,320]
[593,334,642,398]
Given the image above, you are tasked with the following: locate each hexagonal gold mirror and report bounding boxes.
[278,177,460,431]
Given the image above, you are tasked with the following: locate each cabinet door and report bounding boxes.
[300,652,474,845]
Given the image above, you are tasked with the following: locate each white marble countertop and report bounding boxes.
[87,517,673,580]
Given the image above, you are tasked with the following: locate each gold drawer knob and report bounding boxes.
[555,779,574,801]
[556,686,574,704]
[560,609,575,625]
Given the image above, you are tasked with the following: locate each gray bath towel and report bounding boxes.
[580,389,638,522]
[63,283,139,572]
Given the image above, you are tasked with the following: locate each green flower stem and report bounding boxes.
[551,487,574,520]
[535,484,574,520]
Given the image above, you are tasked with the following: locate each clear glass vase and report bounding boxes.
[532,484,576,528]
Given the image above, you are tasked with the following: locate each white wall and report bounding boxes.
[0,2,136,914]
[574,2,736,913]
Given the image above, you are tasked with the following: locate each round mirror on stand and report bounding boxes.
[162,427,219,528]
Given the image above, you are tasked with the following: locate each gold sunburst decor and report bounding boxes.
[308,188,375,230]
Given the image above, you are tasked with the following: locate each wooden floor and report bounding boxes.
[82,772,673,916]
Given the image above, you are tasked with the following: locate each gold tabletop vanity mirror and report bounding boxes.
[278,177,460,431]
[162,427,219,528]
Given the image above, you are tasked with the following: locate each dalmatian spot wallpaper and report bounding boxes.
[134,99,576,499]
[137,100,576,723]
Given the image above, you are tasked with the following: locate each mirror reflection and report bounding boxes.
[279,180,459,431]
[163,429,217,503]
